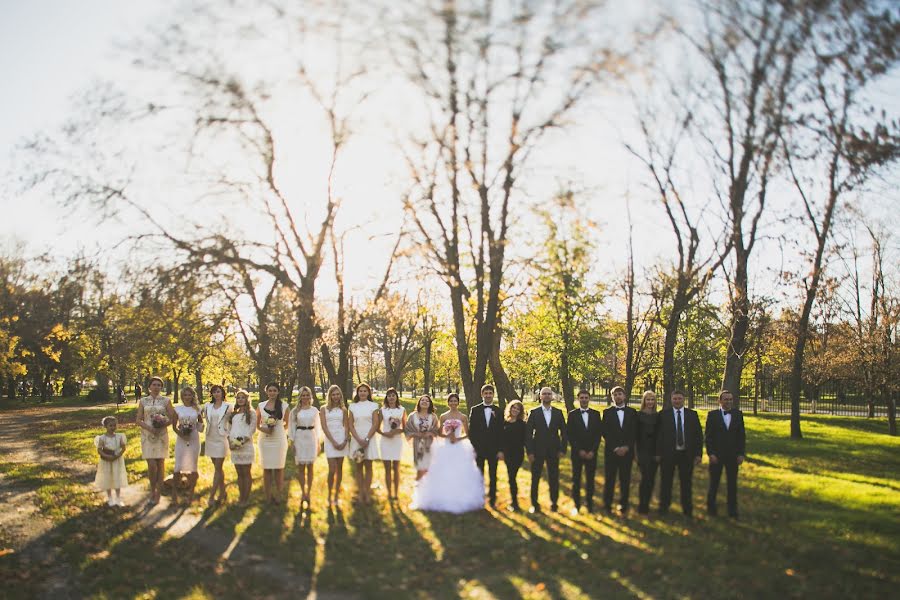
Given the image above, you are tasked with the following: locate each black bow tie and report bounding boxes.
[722,410,732,415]
[581,409,589,413]
[616,407,625,411]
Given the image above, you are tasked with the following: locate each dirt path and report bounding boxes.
[0,404,357,600]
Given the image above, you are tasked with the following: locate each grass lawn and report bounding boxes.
[0,396,898,599]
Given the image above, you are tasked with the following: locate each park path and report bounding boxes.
[0,404,357,600]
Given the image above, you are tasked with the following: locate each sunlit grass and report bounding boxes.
[1,400,898,598]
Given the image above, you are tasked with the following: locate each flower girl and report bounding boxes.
[95,416,128,506]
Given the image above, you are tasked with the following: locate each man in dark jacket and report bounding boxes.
[567,389,602,514]
[525,387,568,513]
[469,384,504,507]
[602,386,638,514]
[705,390,746,518]
[655,389,703,517]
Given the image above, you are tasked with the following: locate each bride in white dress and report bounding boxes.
[411,393,485,513]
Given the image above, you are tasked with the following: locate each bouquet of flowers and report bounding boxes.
[388,416,401,430]
[178,418,194,436]
[229,436,247,451]
[151,413,168,429]
[265,416,277,429]
[442,419,461,436]
[352,448,366,463]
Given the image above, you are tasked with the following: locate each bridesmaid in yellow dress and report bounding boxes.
[94,415,127,506]
[257,382,289,504]
[135,376,176,506]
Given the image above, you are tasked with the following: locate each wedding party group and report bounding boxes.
[93,377,746,520]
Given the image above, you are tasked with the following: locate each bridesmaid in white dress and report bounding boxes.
[377,387,406,500]
[94,415,127,506]
[135,376,176,506]
[172,386,204,505]
[257,382,289,504]
[320,385,349,507]
[203,385,232,508]
[348,383,380,504]
[228,389,257,506]
[289,386,321,510]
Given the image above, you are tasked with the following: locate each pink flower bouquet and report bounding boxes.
[151,413,168,429]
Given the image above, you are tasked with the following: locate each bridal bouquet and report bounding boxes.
[178,418,194,436]
[229,436,247,451]
[352,448,366,463]
[442,420,461,436]
[265,416,277,429]
[151,413,168,429]
[388,416,401,430]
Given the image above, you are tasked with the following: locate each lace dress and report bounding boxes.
[139,396,171,459]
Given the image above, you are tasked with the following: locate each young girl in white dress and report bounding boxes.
[348,383,380,504]
[228,389,256,506]
[204,385,232,508]
[95,416,127,506]
[172,386,203,505]
[411,393,485,514]
[377,387,406,501]
[135,376,176,506]
[257,382,289,504]
[289,386,321,511]
[320,385,349,507]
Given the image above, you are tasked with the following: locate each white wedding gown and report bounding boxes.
[411,418,485,513]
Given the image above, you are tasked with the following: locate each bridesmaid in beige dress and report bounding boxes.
[135,376,176,505]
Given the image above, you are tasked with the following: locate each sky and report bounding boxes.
[1,0,897,316]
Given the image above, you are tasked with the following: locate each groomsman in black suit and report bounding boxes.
[469,384,504,507]
[655,389,703,517]
[705,390,746,518]
[525,387,568,513]
[567,389,603,514]
[602,386,638,514]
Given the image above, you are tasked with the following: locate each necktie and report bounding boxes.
[723,410,731,415]
[676,410,685,447]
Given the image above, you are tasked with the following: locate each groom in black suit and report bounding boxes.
[567,389,602,514]
[656,389,703,517]
[602,386,638,514]
[705,390,746,518]
[468,384,504,507]
[526,387,568,513]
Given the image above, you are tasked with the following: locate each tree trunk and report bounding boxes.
[450,284,475,407]
[723,259,750,408]
[560,349,575,413]
[294,290,318,391]
[172,368,182,402]
[887,390,897,436]
[423,337,433,397]
[194,369,204,401]
[489,329,519,408]
[661,305,683,409]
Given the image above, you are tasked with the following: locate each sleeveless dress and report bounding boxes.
[322,407,348,458]
[289,407,321,464]
[378,406,406,461]
[405,412,439,470]
[348,400,380,460]
[139,396,171,459]
[228,410,257,466]
[203,402,232,459]
[411,417,485,513]
[94,433,128,490]
[258,399,289,469]
[173,405,201,473]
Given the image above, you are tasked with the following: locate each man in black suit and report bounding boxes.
[468,384,504,507]
[655,389,703,517]
[705,390,746,518]
[602,386,639,515]
[525,387,568,513]
[567,389,603,514]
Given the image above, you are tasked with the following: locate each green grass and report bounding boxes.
[1,398,898,599]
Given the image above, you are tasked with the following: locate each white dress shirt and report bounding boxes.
[542,405,553,427]
[721,408,732,430]
[674,408,685,450]
[615,404,625,427]
[581,409,589,428]
[484,404,493,428]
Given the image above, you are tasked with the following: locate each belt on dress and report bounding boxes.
[296,426,315,430]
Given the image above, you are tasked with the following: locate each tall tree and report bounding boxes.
[781,2,900,438]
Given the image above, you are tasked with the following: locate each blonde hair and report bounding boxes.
[291,386,314,420]
[505,399,525,422]
[639,390,657,412]
[326,385,345,409]
[179,386,199,409]
[231,389,253,425]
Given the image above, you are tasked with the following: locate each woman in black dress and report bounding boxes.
[501,400,527,512]
[636,390,660,514]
